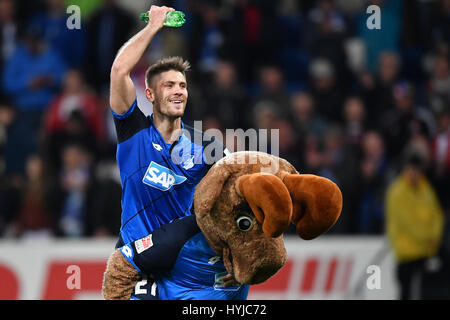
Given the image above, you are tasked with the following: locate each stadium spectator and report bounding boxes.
[252,100,279,132]
[203,60,248,129]
[89,161,122,237]
[273,117,298,167]
[275,1,309,91]
[356,131,388,234]
[9,154,54,239]
[288,91,327,167]
[429,108,450,214]
[360,51,400,126]
[0,0,21,90]
[309,58,345,124]
[426,54,450,116]
[386,151,445,300]
[307,0,347,36]
[0,98,15,172]
[29,0,87,68]
[379,81,431,167]
[320,125,342,178]
[193,2,224,76]
[225,0,279,85]
[1,24,67,113]
[42,69,105,173]
[0,98,16,235]
[431,0,450,48]
[84,0,136,93]
[252,64,290,119]
[340,96,370,233]
[54,143,96,237]
[289,91,327,138]
[42,107,98,177]
[0,103,35,175]
[320,125,360,234]
[342,95,366,148]
[303,134,324,176]
[44,70,104,141]
[305,0,349,86]
[399,1,433,81]
[1,24,67,172]
[14,1,46,27]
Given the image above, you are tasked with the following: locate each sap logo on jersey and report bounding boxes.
[142,161,187,191]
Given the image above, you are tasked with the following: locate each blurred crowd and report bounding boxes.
[0,0,448,247]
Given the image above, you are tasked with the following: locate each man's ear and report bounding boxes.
[145,87,155,103]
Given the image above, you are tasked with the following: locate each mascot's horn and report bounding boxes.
[236,173,293,238]
[282,174,342,240]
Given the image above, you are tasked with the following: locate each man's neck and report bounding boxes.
[153,112,182,144]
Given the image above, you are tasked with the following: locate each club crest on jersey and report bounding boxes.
[182,156,195,170]
[142,161,187,191]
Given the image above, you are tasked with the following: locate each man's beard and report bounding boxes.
[155,97,186,119]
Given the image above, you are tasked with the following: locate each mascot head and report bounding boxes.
[194,151,342,285]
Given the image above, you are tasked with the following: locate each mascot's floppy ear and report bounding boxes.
[236,173,292,238]
[283,174,342,240]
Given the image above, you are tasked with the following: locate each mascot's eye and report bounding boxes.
[236,215,253,231]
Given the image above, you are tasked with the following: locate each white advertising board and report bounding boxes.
[0,236,398,300]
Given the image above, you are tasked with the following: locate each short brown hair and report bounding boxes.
[145,56,191,88]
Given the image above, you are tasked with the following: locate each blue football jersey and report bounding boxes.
[119,215,250,300]
[111,100,227,245]
[156,233,250,300]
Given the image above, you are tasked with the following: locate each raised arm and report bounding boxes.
[109,5,174,115]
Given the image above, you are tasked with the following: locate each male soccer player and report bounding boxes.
[105,5,232,299]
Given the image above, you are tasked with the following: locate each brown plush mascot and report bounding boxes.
[103,151,342,299]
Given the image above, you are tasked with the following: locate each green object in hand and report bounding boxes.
[139,11,186,27]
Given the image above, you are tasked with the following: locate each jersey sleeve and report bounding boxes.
[111,99,150,143]
[118,215,201,274]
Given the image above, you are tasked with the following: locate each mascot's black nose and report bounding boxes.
[249,263,283,285]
